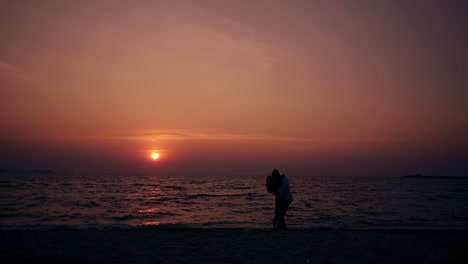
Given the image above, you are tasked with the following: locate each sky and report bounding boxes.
[0,0,467,176]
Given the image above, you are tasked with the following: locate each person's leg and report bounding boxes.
[278,200,290,229]
[278,217,285,229]
[273,199,280,229]
[275,200,285,229]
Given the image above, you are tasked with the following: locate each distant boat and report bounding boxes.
[401,174,468,179]
[0,168,56,174]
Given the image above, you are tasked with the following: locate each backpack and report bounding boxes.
[265,175,276,193]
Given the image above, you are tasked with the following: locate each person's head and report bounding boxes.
[272,169,280,178]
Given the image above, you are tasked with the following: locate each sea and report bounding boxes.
[1,173,467,230]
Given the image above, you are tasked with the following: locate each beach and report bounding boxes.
[1,174,467,263]
[1,229,466,263]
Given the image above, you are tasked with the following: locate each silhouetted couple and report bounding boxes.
[269,169,293,230]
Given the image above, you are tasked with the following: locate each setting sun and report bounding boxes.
[151,153,160,160]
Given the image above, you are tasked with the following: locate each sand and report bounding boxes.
[0,229,467,263]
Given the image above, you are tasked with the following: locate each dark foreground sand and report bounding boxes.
[1,229,467,263]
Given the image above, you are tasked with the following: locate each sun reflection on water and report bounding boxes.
[143,221,161,226]
[138,208,160,214]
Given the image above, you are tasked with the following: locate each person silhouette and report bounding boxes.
[271,169,293,229]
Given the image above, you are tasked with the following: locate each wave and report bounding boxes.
[164,185,186,191]
[450,214,468,221]
[1,224,467,232]
[186,192,258,199]
[229,186,251,190]
[0,213,20,219]
[62,201,101,208]
[0,223,190,231]
[111,211,180,221]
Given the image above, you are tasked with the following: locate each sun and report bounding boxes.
[151,152,160,160]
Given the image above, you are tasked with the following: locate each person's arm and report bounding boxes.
[276,176,289,195]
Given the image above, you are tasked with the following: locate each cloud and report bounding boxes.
[0,61,25,81]
[0,61,16,71]
[0,62,22,94]
[156,3,274,73]
[108,128,395,148]
[7,128,312,142]
[122,128,312,142]
[5,127,397,147]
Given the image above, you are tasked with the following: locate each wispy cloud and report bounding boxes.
[109,128,395,145]
[156,2,274,73]
[0,61,25,81]
[133,128,313,142]
[0,61,16,71]
[8,128,313,142]
[3,128,397,146]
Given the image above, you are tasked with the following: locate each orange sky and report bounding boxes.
[1,1,466,176]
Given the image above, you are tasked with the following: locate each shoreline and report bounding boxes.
[1,229,467,263]
[2,224,468,232]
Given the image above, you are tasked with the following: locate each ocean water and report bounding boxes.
[1,173,467,230]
